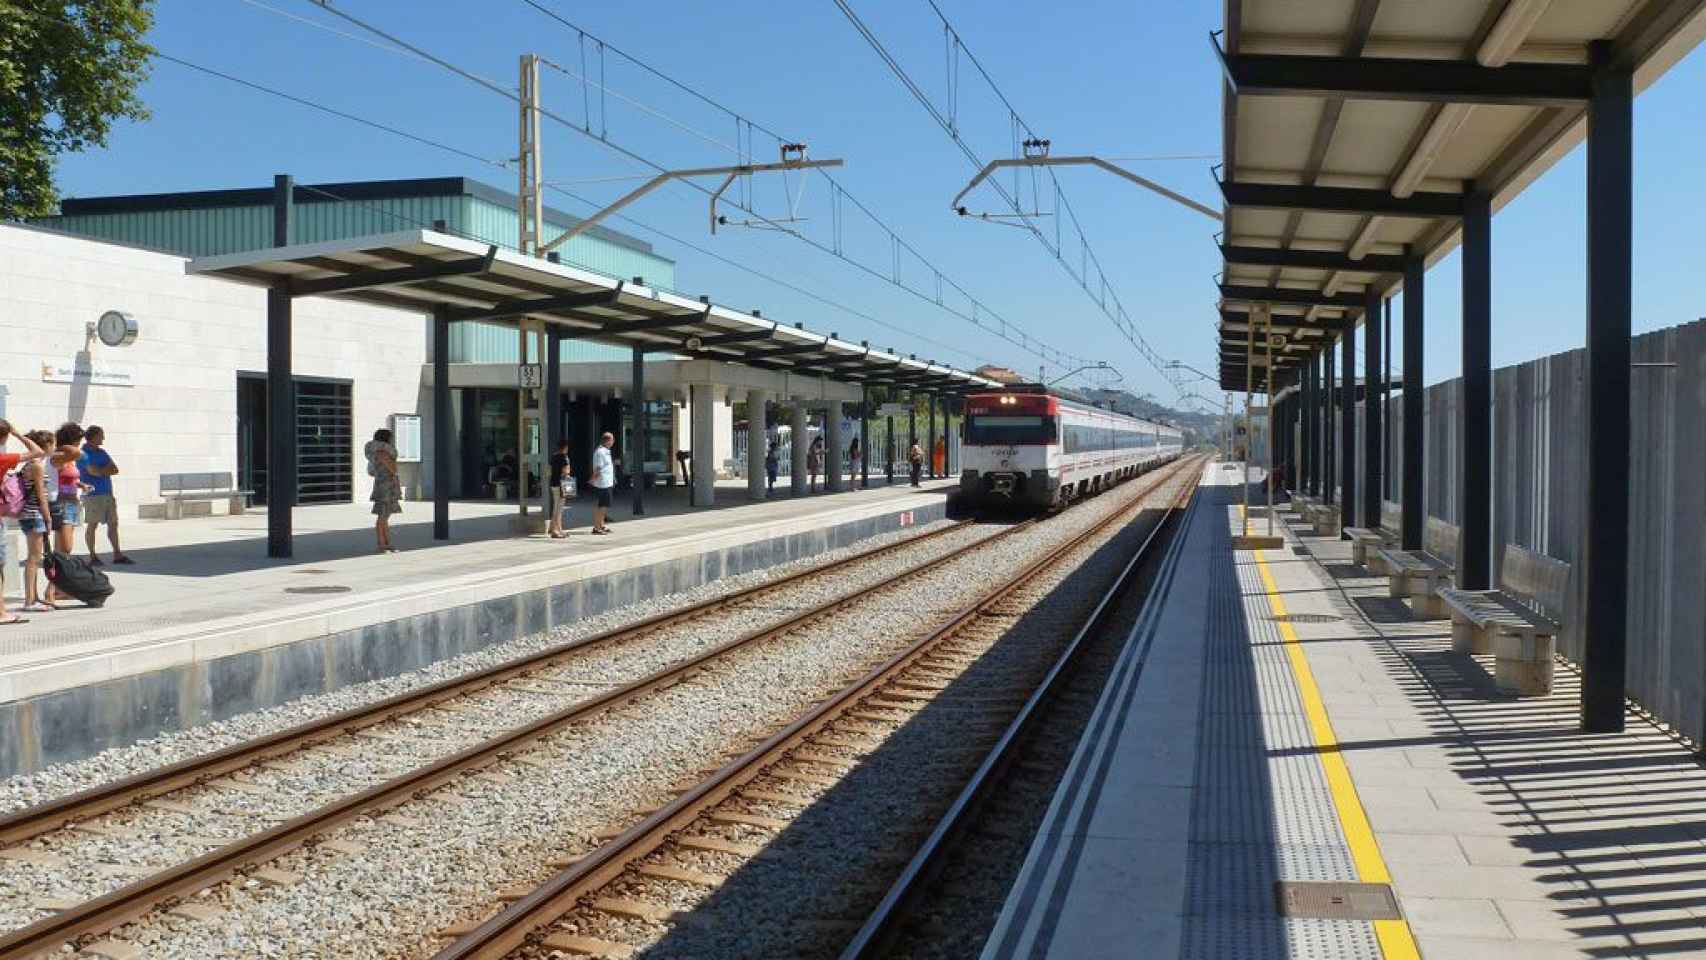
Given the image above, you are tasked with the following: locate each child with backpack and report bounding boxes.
[0,422,48,624]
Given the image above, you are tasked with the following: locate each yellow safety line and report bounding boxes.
[1252,548,1421,960]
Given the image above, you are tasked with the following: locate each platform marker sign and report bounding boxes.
[518,364,543,389]
[898,511,914,526]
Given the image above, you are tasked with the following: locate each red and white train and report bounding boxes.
[958,385,1183,509]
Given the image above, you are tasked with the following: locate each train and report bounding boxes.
[957,384,1183,510]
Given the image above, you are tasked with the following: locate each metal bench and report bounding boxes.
[1375,517,1458,619]
[158,471,252,519]
[1344,500,1403,572]
[1438,544,1569,696]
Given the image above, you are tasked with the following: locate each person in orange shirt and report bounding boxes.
[932,437,945,478]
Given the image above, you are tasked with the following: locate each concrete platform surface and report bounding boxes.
[983,465,1706,959]
[0,477,953,775]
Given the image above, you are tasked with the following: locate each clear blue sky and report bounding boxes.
[51,0,1706,404]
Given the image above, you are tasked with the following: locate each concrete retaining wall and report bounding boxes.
[0,499,946,778]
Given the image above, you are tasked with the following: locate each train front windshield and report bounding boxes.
[965,414,1058,445]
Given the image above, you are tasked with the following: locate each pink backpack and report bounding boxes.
[0,468,24,519]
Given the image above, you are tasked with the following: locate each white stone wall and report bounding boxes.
[0,224,428,516]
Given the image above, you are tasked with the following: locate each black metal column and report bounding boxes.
[1323,344,1335,505]
[432,307,452,540]
[860,386,870,489]
[631,346,646,515]
[928,393,938,479]
[909,396,917,450]
[886,411,895,484]
[1364,291,1383,527]
[1402,253,1425,551]
[265,174,295,559]
[1302,357,1314,495]
[1340,325,1356,532]
[1581,40,1632,733]
[544,328,561,516]
[1460,188,1493,590]
[1383,296,1392,499]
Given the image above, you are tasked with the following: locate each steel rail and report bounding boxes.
[430,456,1202,960]
[0,518,975,851]
[0,517,1010,960]
[838,465,1201,959]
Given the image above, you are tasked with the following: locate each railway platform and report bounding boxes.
[983,464,1706,959]
[0,478,955,777]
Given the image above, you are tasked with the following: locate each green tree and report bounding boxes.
[0,0,154,219]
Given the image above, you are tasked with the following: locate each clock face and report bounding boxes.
[97,310,136,347]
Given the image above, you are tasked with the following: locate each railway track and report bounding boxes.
[0,515,1014,957]
[426,455,1202,960]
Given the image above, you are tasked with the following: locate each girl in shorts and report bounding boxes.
[18,430,59,612]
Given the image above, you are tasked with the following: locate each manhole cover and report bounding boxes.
[284,585,353,595]
[1268,613,1341,624]
[1275,881,1401,921]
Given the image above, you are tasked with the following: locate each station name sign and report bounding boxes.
[41,358,135,388]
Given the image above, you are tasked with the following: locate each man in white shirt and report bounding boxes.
[590,431,617,535]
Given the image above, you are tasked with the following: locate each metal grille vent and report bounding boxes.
[1268,613,1342,624]
[285,585,353,595]
[1275,881,1401,921]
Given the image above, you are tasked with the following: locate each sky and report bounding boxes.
[48,0,1706,406]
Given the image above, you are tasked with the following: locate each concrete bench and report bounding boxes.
[1288,493,1341,537]
[1439,544,1569,697]
[1375,517,1458,619]
[1345,500,1402,572]
[156,471,252,519]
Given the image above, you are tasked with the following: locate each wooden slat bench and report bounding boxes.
[1438,544,1569,696]
[1344,500,1402,573]
[157,471,253,519]
[1375,517,1458,619]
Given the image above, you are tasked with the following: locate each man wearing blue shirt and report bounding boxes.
[79,426,132,565]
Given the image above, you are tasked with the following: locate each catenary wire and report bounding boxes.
[301,0,1088,372]
[141,50,986,365]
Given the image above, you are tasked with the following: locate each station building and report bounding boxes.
[1,177,747,515]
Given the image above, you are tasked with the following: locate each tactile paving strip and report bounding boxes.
[1178,497,1382,959]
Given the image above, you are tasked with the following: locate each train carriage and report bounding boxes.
[957,385,1181,510]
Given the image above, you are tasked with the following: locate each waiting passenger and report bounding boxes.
[847,437,861,486]
[0,422,48,623]
[548,438,573,539]
[18,430,59,612]
[909,441,925,487]
[764,440,780,496]
[364,428,401,553]
[590,432,616,535]
[807,437,824,493]
[80,426,131,565]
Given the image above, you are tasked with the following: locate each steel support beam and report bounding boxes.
[1363,292,1383,528]
[1221,284,1367,310]
[266,174,294,559]
[632,347,646,515]
[1460,189,1493,590]
[1581,41,1632,733]
[544,326,562,527]
[860,386,870,489]
[1402,254,1425,551]
[1302,353,1315,495]
[432,306,451,541]
[1220,244,1406,275]
[928,394,938,480]
[1316,351,1327,498]
[444,288,620,325]
[1215,51,1593,107]
[1340,322,1356,532]
[1220,180,1468,218]
[289,248,497,297]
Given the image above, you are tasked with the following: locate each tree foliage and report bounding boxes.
[0,0,154,219]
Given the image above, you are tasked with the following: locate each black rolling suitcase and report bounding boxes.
[45,551,115,607]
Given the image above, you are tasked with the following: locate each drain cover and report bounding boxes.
[284,585,352,595]
[291,568,333,576]
[1269,613,1341,624]
[1275,881,1401,921]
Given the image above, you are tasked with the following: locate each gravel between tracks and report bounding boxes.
[12,474,1170,959]
[533,463,1198,959]
[0,519,978,931]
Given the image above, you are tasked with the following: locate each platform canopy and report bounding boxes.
[1215,0,1706,391]
[188,229,998,395]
